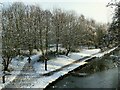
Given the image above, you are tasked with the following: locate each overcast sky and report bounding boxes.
[0,0,115,23]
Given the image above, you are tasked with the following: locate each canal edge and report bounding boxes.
[44,46,119,90]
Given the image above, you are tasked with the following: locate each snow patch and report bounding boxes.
[1,48,117,89]
[0,55,40,89]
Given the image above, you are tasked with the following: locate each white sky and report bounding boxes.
[0,0,116,23]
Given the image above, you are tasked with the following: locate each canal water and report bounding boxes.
[48,47,120,89]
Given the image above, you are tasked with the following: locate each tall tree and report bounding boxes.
[95,24,107,48]
[11,2,26,55]
[2,5,17,71]
[52,9,65,55]
[43,10,52,56]
[107,1,120,46]
[61,11,77,56]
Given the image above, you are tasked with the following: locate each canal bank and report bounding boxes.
[45,46,119,89]
[1,49,100,89]
[48,67,118,88]
[1,46,118,89]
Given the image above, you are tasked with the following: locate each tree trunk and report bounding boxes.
[18,49,20,55]
[66,49,70,56]
[2,57,11,83]
[4,65,9,71]
[45,58,47,71]
[28,49,32,63]
[2,57,10,71]
[45,27,48,57]
[56,42,58,55]
[66,46,70,56]
[2,74,5,83]
[95,45,98,48]
[29,49,32,56]
[56,25,60,55]
[41,48,44,57]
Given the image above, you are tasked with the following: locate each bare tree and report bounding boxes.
[107,0,120,46]
[52,9,65,55]
[42,10,52,56]
[61,11,77,56]
[2,5,17,84]
[2,4,16,71]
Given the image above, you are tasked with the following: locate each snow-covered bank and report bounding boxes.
[31,61,87,88]
[0,48,100,89]
[94,46,118,58]
[31,47,117,89]
[0,47,118,89]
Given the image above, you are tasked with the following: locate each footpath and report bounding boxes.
[0,46,118,89]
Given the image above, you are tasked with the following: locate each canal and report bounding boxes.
[47,47,120,89]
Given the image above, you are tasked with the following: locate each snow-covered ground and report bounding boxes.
[0,56,27,89]
[31,47,117,88]
[33,49,101,75]
[0,47,117,89]
[30,61,87,88]
[49,47,66,52]
[94,46,118,58]
[0,55,40,89]
[33,55,75,75]
[68,49,101,60]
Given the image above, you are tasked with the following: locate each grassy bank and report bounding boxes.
[78,49,119,74]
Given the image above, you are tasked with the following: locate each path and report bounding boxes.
[4,62,40,88]
[3,46,118,88]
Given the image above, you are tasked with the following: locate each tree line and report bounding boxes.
[1,2,108,71]
[107,0,120,46]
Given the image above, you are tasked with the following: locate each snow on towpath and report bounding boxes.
[0,56,27,89]
[4,62,39,88]
[1,49,101,88]
[93,46,118,58]
[2,48,115,89]
[31,47,117,88]
[31,61,87,88]
[0,55,40,89]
